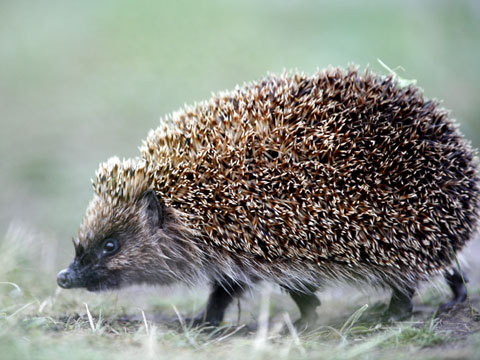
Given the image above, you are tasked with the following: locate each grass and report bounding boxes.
[1,225,480,360]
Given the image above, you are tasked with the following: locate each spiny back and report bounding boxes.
[140,68,479,278]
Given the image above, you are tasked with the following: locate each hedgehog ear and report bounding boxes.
[142,190,164,229]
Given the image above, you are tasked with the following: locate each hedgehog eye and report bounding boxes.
[102,239,119,256]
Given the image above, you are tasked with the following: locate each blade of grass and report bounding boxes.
[283,312,305,355]
[84,303,95,332]
[140,309,149,335]
[340,304,369,336]
[7,302,33,319]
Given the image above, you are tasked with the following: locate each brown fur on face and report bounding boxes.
[71,190,204,291]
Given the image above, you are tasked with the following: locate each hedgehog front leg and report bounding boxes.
[286,287,321,330]
[385,286,415,320]
[190,280,244,327]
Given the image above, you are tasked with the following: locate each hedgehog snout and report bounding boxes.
[57,266,86,289]
[57,268,73,289]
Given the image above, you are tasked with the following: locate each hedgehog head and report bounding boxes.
[57,157,200,291]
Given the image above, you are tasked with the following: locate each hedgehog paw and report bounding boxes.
[186,313,221,328]
[438,292,467,312]
[383,287,414,321]
[382,307,413,322]
[291,313,319,333]
[382,300,413,321]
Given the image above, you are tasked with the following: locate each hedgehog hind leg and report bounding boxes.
[384,286,415,320]
[285,286,321,331]
[439,268,469,311]
[189,280,245,327]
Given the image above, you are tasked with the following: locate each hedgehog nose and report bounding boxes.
[57,268,72,289]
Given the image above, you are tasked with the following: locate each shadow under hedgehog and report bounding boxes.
[57,68,479,329]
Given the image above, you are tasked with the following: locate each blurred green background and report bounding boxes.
[1,0,479,271]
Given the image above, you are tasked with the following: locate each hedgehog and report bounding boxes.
[57,68,479,328]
